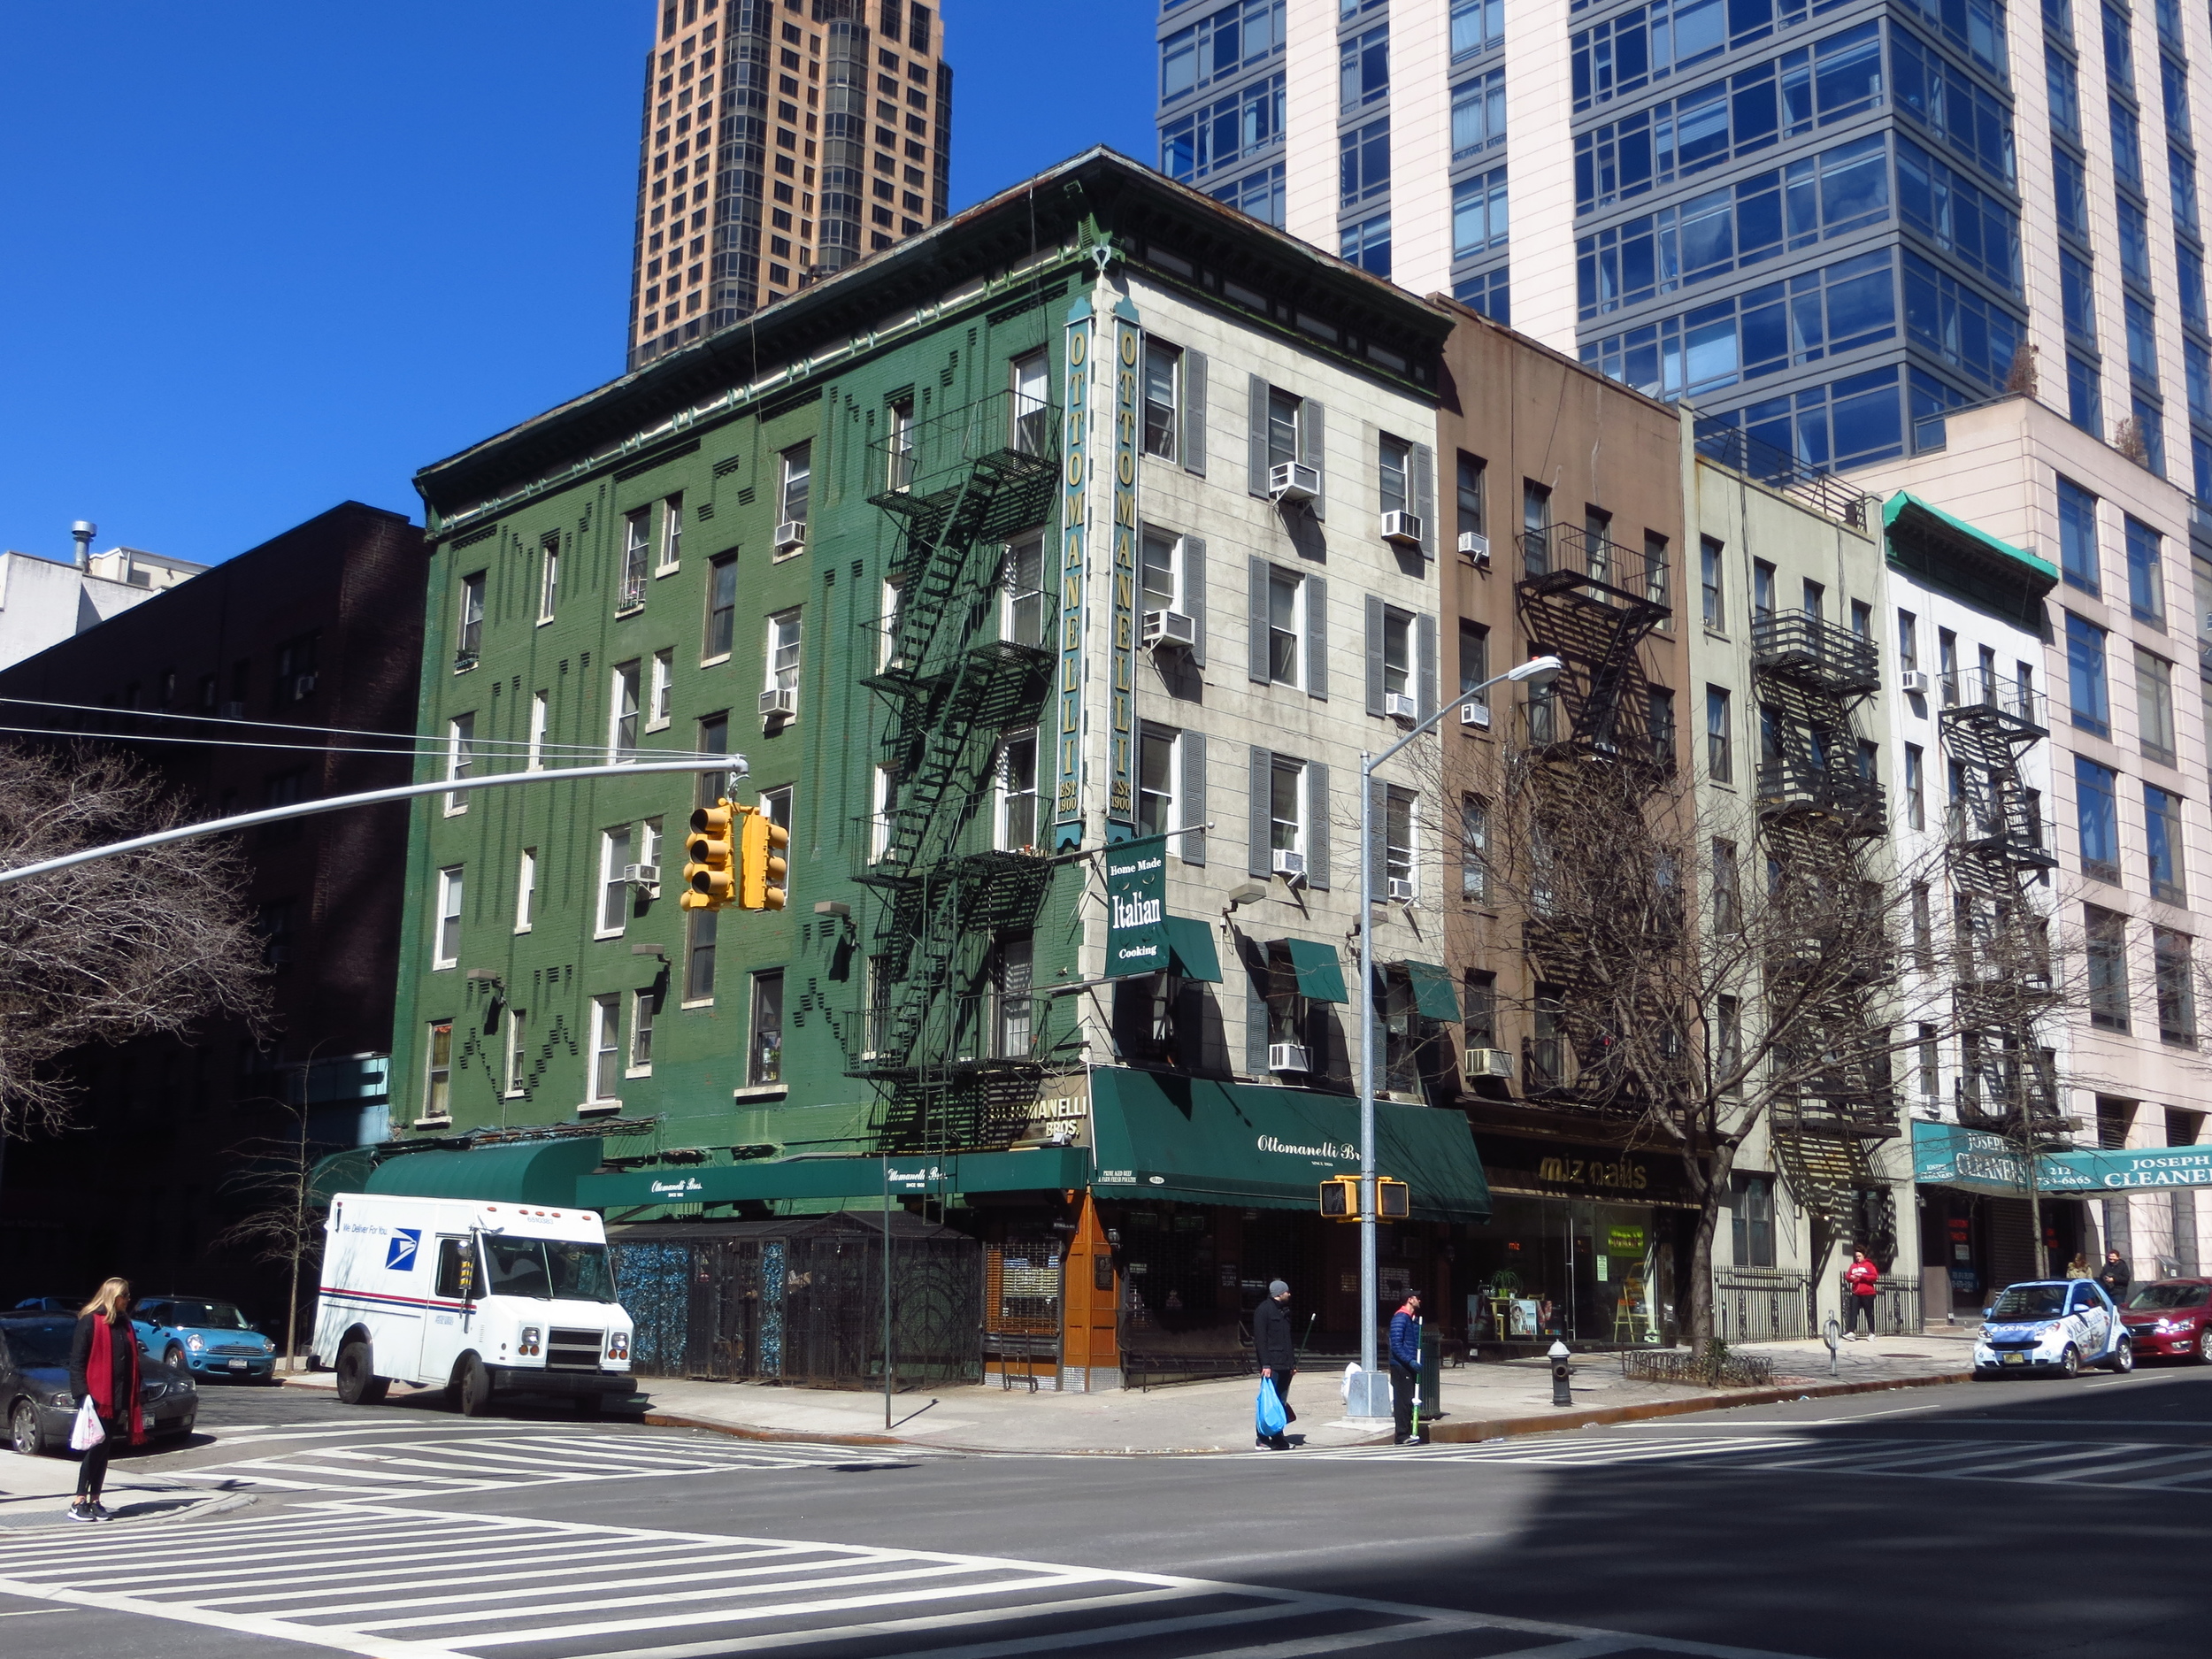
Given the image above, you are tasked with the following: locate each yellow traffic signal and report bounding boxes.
[1378,1178,1409,1220]
[740,806,790,910]
[681,800,737,910]
[1318,1175,1409,1221]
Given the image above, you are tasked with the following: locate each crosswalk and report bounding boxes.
[1296,1432,2212,1493]
[160,1428,921,1501]
[0,1503,1824,1659]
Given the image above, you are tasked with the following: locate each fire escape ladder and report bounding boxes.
[1514,525,1671,760]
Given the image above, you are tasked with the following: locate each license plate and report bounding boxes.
[227,1359,249,1371]
[2002,1352,2026,1365]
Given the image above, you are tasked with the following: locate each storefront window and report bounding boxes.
[1461,1194,1678,1348]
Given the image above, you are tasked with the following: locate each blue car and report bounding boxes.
[133,1297,278,1384]
[1973,1279,2134,1379]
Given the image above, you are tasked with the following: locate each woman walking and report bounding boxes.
[66,1278,143,1522]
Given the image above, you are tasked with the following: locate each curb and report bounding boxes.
[1425,1368,1971,1443]
[0,1491,256,1533]
[640,1411,910,1450]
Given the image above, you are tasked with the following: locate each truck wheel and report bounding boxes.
[572,1392,603,1415]
[457,1356,495,1417]
[335,1340,388,1406]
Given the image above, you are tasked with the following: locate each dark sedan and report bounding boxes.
[1,1314,196,1457]
[2118,1279,2212,1363]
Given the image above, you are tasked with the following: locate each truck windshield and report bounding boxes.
[480,1237,618,1303]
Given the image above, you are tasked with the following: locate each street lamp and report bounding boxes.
[1346,653,1563,1423]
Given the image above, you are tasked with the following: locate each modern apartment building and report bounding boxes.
[627,0,952,370]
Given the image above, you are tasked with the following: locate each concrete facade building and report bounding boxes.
[0,537,207,672]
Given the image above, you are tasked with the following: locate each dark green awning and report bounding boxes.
[575,1147,1088,1210]
[361,1137,605,1206]
[1089,1069,1490,1221]
[1164,915,1223,982]
[1404,961,1462,1021]
[1282,938,1348,1003]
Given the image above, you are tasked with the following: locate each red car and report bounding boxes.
[2117,1279,2212,1362]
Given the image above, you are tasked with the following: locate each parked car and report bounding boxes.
[2,1313,197,1456]
[12,1297,79,1312]
[1973,1279,2133,1378]
[2117,1279,2212,1363]
[132,1297,278,1384]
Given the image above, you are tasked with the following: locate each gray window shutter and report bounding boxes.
[1411,442,1436,557]
[1369,775,1389,894]
[1248,746,1272,877]
[1247,374,1270,496]
[1180,730,1207,865]
[1247,975,1271,1078]
[1417,611,1439,723]
[1298,399,1326,520]
[1248,557,1271,683]
[1364,593,1387,718]
[1182,350,1208,478]
[1307,761,1331,891]
[1306,575,1328,701]
[1183,535,1206,668]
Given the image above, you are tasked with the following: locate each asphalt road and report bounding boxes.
[4,1361,2210,1657]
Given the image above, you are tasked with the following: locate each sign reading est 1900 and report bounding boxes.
[1105,833,1168,976]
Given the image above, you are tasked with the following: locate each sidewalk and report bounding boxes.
[0,1447,241,1531]
[280,1328,1976,1454]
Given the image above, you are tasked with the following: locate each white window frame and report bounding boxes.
[514,846,537,933]
[872,764,901,863]
[764,610,802,706]
[1381,606,1413,698]
[1137,724,1178,841]
[598,826,633,937]
[640,818,663,885]
[1270,757,1305,856]
[657,492,683,572]
[995,729,1041,852]
[627,988,656,1076]
[444,713,474,814]
[1010,350,1050,455]
[503,1006,528,1098]
[1141,339,1181,463]
[881,577,908,670]
[526,690,548,771]
[778,443,811,537]
[1460,795,1489,902]
[421,1019,455,1125]
[457,573,485,666]
[1379,434,1412,518]
[609,660,641,761]
[887,399,915,493]
[620,510,650,611]
[1385,785,1418,898]
[1003,534,1045,649]
[749,970,785,1086]
[1140,526,1181,616]
[1267,567,1303,688]
[648,649,673,731]
[537,539,558,624]
[433,866,464,970]
[586,994,622,1108]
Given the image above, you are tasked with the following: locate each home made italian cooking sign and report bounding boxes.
[1106,834,1167,976]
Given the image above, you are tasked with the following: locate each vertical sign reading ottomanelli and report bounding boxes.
[1054,296,1091,852]
[1108,301,1142,843]
[1105,833,1168,976]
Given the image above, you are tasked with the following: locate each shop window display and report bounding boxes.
[1460,1194,1680,1348]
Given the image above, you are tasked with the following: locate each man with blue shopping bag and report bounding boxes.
[1252,1279,1296,1449]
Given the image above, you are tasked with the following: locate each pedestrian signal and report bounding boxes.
[740,804,789,910]
[1377,1179,1409,1219]
[1317,1175,1409,1221]
[681,800,738,910]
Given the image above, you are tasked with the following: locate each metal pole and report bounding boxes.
[1357,749,1379,1398]
[884,1156,895,1430]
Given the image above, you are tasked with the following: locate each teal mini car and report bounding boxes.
[133,1297,278,1384]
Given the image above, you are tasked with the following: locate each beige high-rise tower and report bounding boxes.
[629,0,953,370]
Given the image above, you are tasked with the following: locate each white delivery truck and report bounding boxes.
[313,1192,638,1416]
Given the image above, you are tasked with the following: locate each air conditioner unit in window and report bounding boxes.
[1386,877,1417,902]
[1459,701,1491,729]
[621,864,661,892]
[1381,510,1423,548]
[1466,1047,1515,1079]
[1268,461,1320,504]
[773,519,806,552]
[758,687,797,718]
[1142,609,1196,649]
[1271,849,1307,881]
[1384,692,1418,722]
[290,673,317,699]
[1268,1041,1311,1074]
[1899,669,1931,695]
[1458,530,1491,565]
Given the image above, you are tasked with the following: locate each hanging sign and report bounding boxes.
[1105,833,1169,976]
[1054,297,1091,851]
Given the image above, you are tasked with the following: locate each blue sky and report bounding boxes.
[0,4,1156,567]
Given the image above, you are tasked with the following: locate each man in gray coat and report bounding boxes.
[1252,1279,1296,1449]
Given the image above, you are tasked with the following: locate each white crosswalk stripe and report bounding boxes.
[0,1503,1822,1659]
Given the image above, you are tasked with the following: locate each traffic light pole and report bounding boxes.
[0,757,748,889]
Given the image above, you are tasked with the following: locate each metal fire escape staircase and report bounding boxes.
[849,389,1059,1155]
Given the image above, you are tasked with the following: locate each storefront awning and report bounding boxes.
[575,1147,1089,1210]
[1088,1068,1489,1221]
[1913,1121,2212,1196]
[1164,915,1223,982]
[1281,938,1348,1003]
[361,1137,606,1206]
[1403,960,1461,1021]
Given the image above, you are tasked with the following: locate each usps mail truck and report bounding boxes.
[313,1192,638,1416]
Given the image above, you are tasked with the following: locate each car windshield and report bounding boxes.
[1,1319,74,1369]
[1989,1285,2070,1320]
[152,1301,253,1330]
[480,1237,617,1303]
[2126,1282,2212,1310]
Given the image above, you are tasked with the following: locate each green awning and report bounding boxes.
[1281,938,1348,1003]
[308,1148,380,1205]
[1884,491,2055,628]
[1164,915,1223,982]
[1914,1120,2212,1195]
[575,1147,1088,1210]
[1404,960,1462,1021]
[1088,1068,1490,1221]
[361,1138,605,1206]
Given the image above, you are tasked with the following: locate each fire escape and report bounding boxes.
[1750,608,1897,1246]
[849,388,1061,1156]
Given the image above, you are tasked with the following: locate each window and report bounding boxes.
[998,728,1042,851]
[1935,627,1958,704]
[1712,838,1740,931]
[658,492,683,570]
[434,867,464,969]
[588,995,622,1103]
[778,442,811,528]
[2069,352,2103,434]
[2125,518,2163,625]
[503,1008,528,1097]
[1378,434,1412,518]
[2156,928,2196,1044]
[2087,904,2131,1031]
[1267,567,1302,685]
[1384,787,1417,897]
[764,610,801,710]
[2048,42,2082,140]
[1463,970,1497,1055]
[2138,649,2177,765]
[685,909,718,1002]
[705,555,738,659]
[1270,757,1304,856]
[1452,166,1509,259]
[1732,1173,1774,1265]
[2112,96,2146,188]
[1706,686,1732,782]
[1911,881,1934,967]
[2103,1,2134,84]
[423,1021,454,1122]
[749,970,784,1085]
[1011,352,1049,455]
[1916,1021,1940,1099]
[649,649,673,730]
[514,847,537,933]
[456,572,485,666]
[1139,527,1179,620]
[526,691,548,771]
[1265,387,1302,468]
[1379,606,1412,703]
[445,713,474,813]
[538,537,559,622]
[621,510,650,610]
[1752,560,1775,621]
[1455,452,1486,541]
[1460,795,1489,902]
[1452,67,1506,157]
[1340,20,1388,107]
[2147,784,2186,902]
[696,711,731,807]
[1452,0,1503,58]
[1137,726,1177,841]
[610,661,641,759]
[887,397,914,491]
[1143,340,1180,461]
[1006,532,1046,648]
[2061,249,2098,342]
[872,764,901,863]
[1457,620,1489,713]
[2078,755,2121,882]
[990,934,1034,1060]
[1341,207,1394,273]
[1701,537,1723,627]
[1647,686,1676,762]
[1904,744,1924,829]
[1647,534,1671,610]
[2066,613,2108,734]
[2055,145,2088,241]
[2118,196,2153,288]
[2057,478,2098,593]
[629,987,657,1074]
[1896,609,1918,674]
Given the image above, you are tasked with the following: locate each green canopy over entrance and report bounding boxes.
[360,1138,605,1206]
[575,1147,1088,1210]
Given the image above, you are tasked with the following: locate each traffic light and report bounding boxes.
[740,805,790,910]
[681,800,737,910]
[1377,1178,1409,1220]
[1318,1175,1409,1220]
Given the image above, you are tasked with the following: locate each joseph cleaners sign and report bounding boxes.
[1105,834,1167,975]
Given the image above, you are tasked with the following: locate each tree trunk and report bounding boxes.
[1686,1139,1736,1352]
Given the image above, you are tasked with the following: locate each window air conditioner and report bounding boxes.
[1459,700,1491,728]
[1466,1047,1515,1079]
[1386,877,1416,902]
[621,864,661,890]
[291,673,317,699]
[1271,849,1306,880]
[1268,1041,1311,1074]
[773,519,807,553]
[1458,531,1491,565]
[758,687,797,718]
[1384,691,1418,722]
[1899,669,1930,695]
[1141,609,1196,649]
[1268,462,1320,504]
[1381,511,1423,548]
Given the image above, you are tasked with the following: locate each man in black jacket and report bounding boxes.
[2098,1249,2132,1303]
[1252,1280,1296,1449]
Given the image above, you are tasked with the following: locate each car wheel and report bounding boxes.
[2057,1344,2081,1379]
[165,1343,188,1374]
[10,1400,49,1458]
[335,1340,388,1407]
[457,1356,494,1418]
[2108,1338,2135,1373]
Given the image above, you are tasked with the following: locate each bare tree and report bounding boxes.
[0,743,269,1140]
[211,1100,327,1370]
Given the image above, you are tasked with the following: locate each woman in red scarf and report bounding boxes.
[65,1277,142,1522]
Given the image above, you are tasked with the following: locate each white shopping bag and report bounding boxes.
[68,1398,104,1452]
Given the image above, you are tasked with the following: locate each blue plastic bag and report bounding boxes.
[1256,1378,1287,1439]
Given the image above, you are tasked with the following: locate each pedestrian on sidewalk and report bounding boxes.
[1389,1291,1425,1445]
[66,1278,144,1523]
[1843,1249,1880,1340]
[2065,1253,2092,1279]
[2097,1249,2132,1302]
[1252,1280,1296,1450]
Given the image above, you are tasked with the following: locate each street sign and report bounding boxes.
[1104,833,1168,976]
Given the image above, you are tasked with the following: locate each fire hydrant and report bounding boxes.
[1548,1338,1573,1406]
